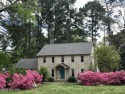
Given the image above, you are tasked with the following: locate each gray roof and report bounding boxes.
[52,63,69,69]
[15,58,38,70]
[37,42,93,56]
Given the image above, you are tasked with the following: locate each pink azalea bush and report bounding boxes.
[0,70,42,89]
[26,70,42,84]
[0,76,6,89]
[77,70,125,86]
[8,70,43,89]
[77,71,100,86]
[0,72,10,89]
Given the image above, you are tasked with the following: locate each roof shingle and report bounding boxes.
[15,58,37,70]
[37,42,93,56]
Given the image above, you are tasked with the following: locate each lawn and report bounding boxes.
[0,82,125,94]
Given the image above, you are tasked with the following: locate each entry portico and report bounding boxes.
[52,63,69,81]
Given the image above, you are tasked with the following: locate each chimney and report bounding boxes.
[93,38,97,46]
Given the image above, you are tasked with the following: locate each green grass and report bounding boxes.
[1,82,125,94]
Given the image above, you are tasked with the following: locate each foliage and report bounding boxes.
[0,0,47,63]
[39,0,87,43]
[0,51,10,68]
[0,72,10,89]
[79,1,106,40]
[67,76,77,82]
[8,70,42,89]
[111,29,125,69]
[0,70,42,89]
[38,66,49,82]
[77,70,125,86]
[88,62,95,71]
[0,76,6,89]
[77,71,100,86]
[47,77,54,82]
[9,67,26,75]
[95,44,120,72]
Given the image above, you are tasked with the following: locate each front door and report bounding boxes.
[60,68,65,79]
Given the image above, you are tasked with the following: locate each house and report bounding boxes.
[37,42,95,81]
[16,42,96,81]
[15,58,38,70]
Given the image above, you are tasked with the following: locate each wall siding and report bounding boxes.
[38,55,92,79]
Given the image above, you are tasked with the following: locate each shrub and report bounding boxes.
[67,76,77,82]
[0,72,10,89]
[8,70,43,89]
[77,71,100,86]
[9,67,26,75]
[0,75,6,89]
[48,77,54,82]
[77,70,125,86]
[39,66,49,82]
[105,71,125,85]
[26,70,43,84]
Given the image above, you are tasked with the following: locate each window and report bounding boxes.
[72,69,74,77]
[52,57,54,63]
[81,56,84,62]
[71,56,74,62]
[61,56,64,62]
[52,69,54,77]
[43,57,46,63]
[81,69,84,72]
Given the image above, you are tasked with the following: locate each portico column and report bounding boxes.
[65,68,66,81]
[54,68,56,80]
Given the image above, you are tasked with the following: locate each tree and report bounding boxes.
[95,44,120,72]
[108,0,125,29]
[0,0,47,63]
[0,0,21,13]
[99,0,125,44]
[79,1,106,41]
[111,29,125,69]
[0,51,10,69]
[39,0,87,43]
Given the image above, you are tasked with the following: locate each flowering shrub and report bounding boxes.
[105,71,125,85]
[8,70,43,89]
[0,70,42,89]
[0,72,10,79]
[77,70,125,86]
[77,71,101,86]
[0,72,10,89]
[26,70,43,84]
[0,76,6,89]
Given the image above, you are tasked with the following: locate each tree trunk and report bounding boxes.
[28,22,31,58]
[105,0,111,45]
[91,13,94,42]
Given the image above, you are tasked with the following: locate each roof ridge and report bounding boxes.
[45,42,93,46]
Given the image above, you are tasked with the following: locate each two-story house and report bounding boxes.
[16,42,95,81]
[37,42,94,81]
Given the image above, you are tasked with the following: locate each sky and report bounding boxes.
[75,0,93,8]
